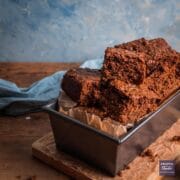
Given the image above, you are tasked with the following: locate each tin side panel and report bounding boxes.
[49,112,118,176]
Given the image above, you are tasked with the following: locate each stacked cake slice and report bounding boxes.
[61,38,180,126]
[61,68,101,106]
[101,38,180,124]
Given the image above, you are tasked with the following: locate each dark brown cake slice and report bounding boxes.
[100,80,161,124]
[114,37,179,77]
[115,38,171,55]
[145,61,180,100]
[103,38,179,85]
[102,48,147,85]
[61,68,101,106]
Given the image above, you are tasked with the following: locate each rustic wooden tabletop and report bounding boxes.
[0,62,79,180]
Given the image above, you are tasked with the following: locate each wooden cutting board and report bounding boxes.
[32,133,114,180]
[32,119,180,180]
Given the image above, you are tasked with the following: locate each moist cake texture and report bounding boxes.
[100,80,161,124]
[103,48,147,84]
[61,68,101,106]
[101,38,180,123]
[103,38,180,85]
[114,37,179,77]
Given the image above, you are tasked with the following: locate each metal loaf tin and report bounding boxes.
[43,90,180,176]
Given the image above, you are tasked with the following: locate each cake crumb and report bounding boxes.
[170,135,180,142]
[141,149,156,162]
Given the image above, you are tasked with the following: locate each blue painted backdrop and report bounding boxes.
[0,0,179,62]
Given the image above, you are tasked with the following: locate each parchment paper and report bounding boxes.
[58,91,130,137]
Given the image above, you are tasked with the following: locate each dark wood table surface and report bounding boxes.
[0,62,79,180]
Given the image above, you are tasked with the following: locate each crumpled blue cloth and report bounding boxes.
[0,58,103,116]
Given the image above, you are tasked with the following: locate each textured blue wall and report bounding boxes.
[0,0,179,62]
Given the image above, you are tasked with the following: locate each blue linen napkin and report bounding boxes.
[0,58,103,116]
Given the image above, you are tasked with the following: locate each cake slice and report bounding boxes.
[115,37,179,76]
[103,38,180,85]
[101,38,180,124]
[100,80,161,124]
[115,38,171,55]
[61,68,101,106]
[145,63,180,100]
[102,48,147,84]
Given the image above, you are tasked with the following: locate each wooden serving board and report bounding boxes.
[32,133,114,180]
[32,120,180,180]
